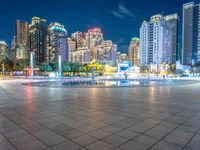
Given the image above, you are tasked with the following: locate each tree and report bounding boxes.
[81,62,105,76]
[140,66,149,73]
[72,63,81,75]
[12,59,28,72]
[40,62,52,72]
[63,61,72,72]
[81,64,91,76]
[49,63,58,71]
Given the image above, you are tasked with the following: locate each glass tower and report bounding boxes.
[182,2,200,65]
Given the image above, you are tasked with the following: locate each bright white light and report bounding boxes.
[49,72,56,78]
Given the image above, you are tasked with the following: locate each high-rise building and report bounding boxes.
[28,17,47,64]
[0,41,9,61]
[117,52,128,63]
[140,21,149,65]
[93,40,117,66]
[164,14,179,63]
[71,31,85,49]
[85,28,104,61]
[46,22,68,63]
[73,47,90,64]
[67,38,76,62]
[15,20,29,60]
[11,36,16,60]
[140,14,176,65]
[182,2,200,65]
[128,38,140,66]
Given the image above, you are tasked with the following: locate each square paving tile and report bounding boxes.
[116,129,139,139]
[52,140,81,150]
[72,134,98,146]
[89,129,111,139]
[1,80,200,150]
[86,141,115,150]
[0,138,16,150]
[164,135,190,146]
[185,141,200,150]
[152,141,182,150]
[33,130,66,146]
[120,140,148,150]
[103,134,128,146]
[133,134,158,147]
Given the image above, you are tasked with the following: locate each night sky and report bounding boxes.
[0,0,199,52]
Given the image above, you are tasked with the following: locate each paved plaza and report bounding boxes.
[0,80,200,150]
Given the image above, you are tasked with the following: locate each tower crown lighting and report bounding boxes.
[88,28,101,33]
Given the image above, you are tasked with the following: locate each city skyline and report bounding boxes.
[0,0,199,52]
[1,2,200,150]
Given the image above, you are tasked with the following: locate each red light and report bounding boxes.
[88,28,101,33]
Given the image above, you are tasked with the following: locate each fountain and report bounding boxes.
[2,61,5,80]
[30,52,34,80]
[58,54,62,81]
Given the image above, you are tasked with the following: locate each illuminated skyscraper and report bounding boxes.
[164,14,179,63]
[128,38,140,66]
[93,40,117,66]
[85,28,103,61]
[0,41,9,61]
[15,20,29,60]
[67,38,76,62]
[73,47,90,64]
[28,17,47,64]
[140,21,148,65]
[182,2,200,65]
[117,52,128,63]
[46,22,68,63]
[71,31,85,49]
[140,14,175,65]
[11,36,16,60]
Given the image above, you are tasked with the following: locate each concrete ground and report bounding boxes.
[0,79,200,150]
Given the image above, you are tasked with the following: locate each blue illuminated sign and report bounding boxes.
[50,26,67,32]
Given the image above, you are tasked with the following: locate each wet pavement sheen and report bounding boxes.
[0,80,200,150]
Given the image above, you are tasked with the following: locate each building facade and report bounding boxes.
[182,2,200,65]
[73,47,90,64]
[140,14,177,65]
[117,52,128,63]
[11,36,16,60]
[85,28,104,61]
[71,31,85,49]
[164,14,179,63]
[128,37,140,66]
[46,22,68,63]
[93,40,117,66]
[15,20,29,60]
[28,17,47,64]
[140,21,149,65]
[67,38,76,62]
[0,41,9,61]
